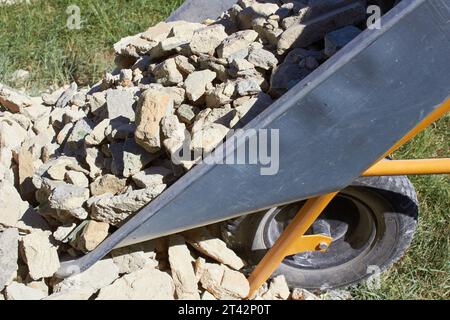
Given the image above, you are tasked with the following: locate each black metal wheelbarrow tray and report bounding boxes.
[57,0,450,295]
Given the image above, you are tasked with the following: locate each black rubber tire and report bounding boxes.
[220,176,419,290]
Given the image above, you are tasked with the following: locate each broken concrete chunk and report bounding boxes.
[96,267,175,300]
[0,228,19,291]
[324,25,361,57]
[184,228,245,270]
[168,235,200,300]
[135,89,174,153]
[21,230,60,280]
[190,25,228,55]
[184,70,217,102]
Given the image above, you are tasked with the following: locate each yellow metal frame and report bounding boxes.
[247,99,450,298]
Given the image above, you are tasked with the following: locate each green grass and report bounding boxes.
[1,0,448,300]
[0,0,183,94]
[353,114,450,300]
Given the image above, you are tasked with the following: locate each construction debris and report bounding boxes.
[0,0,363,300]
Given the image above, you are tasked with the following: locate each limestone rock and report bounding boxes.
[131,166,174,189]
[65,170,89,188]
[191,123,229,154]
[184,228,245,270]
[291,288,320,300]
[111,242,158,274]
[135,89,174,153]
[184,70,217,103]
[21,230,60,280]
[217,30,258,59]
[161,114,186,156]
[153,58,184,86]
[277,2,365,54]
[85,119,110,146]
[53,258,119,293]
[0,118,28,151]
[0,182,29,228]
[90,187,166,226]
[262,275,290,300]
[111,139,159,178]
[5,282,47,300]
[106,89,136,122]
[199,263,249,300]
[55,82,78,108]
[48,183,89,213]
[96,267,175,300]
[90,174,127,196]
[44,288,95,300]
[190,25,228,55]
[0,84,32,113]
[168,235,200,300]
[73,220,109,252]
[247,48,278,70]
[0,228,19,291]
[324,25,361,57]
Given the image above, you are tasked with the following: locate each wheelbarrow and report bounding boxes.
[57,0,450,297]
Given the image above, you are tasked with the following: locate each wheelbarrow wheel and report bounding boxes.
[220,175,419,290]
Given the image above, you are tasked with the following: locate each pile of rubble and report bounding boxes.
[0,0,368,300]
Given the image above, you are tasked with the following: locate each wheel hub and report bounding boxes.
[262,193,378,269]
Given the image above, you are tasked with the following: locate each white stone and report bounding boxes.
[168,235,200,300]
[0,228,19,290]
[0,182,29,228]
[21,230,60,280]
[190,25,228,55]
[53,258,119,293]
[5,282,47,300]
[96,267,175,300]
[184,70,217,102]
[184,228,245,270]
